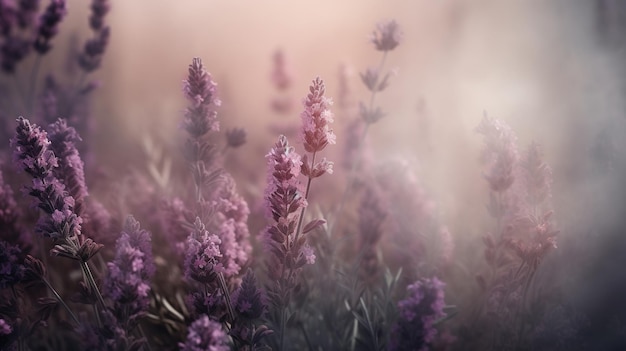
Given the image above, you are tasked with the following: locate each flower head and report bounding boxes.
[104,216,155,321]
[225,128,247,148]
[300,77,335,153]
[180,315,230,351]
[89,0,110,30]
[48,119,88,216]
[476,114,518,193]
[182,57,221,137]
[232,269,267,320]
[370,20,402,52]
[34,0,66,54]
[78,26,110,72]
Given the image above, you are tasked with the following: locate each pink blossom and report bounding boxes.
[300,77,335,153]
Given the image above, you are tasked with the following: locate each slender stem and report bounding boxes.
[279,306,287,351]
[217,272,235,323]
[41,277,81,326]
[82,261,106,308]
[293,151,316,246]
[11,286,24,351]
[330,51,388,233]
[138,324,154,351]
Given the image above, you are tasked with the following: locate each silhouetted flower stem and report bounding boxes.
[11,285,25,351]
[41,275,80,326]
[81,260,105,309]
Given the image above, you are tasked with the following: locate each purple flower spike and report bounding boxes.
[11,116,58,180]
[48,119,88,217]
[78,26,110,72]
[183,57,221,138]
[390,277,446,351]
[232,269,267,320]
[89,0,110,30]
[184,217,223,284]
[180,315,230,351]
[34,0,66,54]
[104,216,155,323]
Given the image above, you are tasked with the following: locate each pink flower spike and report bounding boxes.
[300,77,335,153]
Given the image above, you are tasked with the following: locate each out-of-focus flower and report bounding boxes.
[214,175,252,279]
[0,241,24,289]
[182,57,221,137]
[0,318,12,335]
[476,115,518,193]
[370,20,402,52]
[33,0,66,54]
[359,102,385,124]
[390,277,446,351]
[360,67,393,93]
[78,26,110,72]
[104,216,155,323]
[184,217,223,284]
[2,36,31,73]
[180,315,230,351]
[225,128,247,148]
[16,0,40,29]
[0,169,25,246]
[271,49,293,91]
[520,141,552,206]
[300,77,335,153]
[89,0,110,30]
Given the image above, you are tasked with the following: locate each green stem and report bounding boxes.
[217,272,235,323]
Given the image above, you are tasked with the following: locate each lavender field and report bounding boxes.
[1,1,625,350]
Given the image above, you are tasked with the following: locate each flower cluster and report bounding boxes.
[180,315,230,351]
[476,114,519,193]
[104,216,155,324]
[183,57,221,137]
[262,135,311,279]
[390,277,446,351]
[184,217,223,284]
[33,0,66,54]
[370,20,402,52]
[79,0,110,72]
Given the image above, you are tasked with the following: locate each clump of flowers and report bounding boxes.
[390,277,446,351]
[104,215,155,326]
[180,315,231,351]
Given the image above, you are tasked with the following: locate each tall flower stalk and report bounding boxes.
[332,20,402,232]
[262,77,334,350]
[10,117,105,315]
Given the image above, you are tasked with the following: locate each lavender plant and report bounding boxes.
[0,9,592,351]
